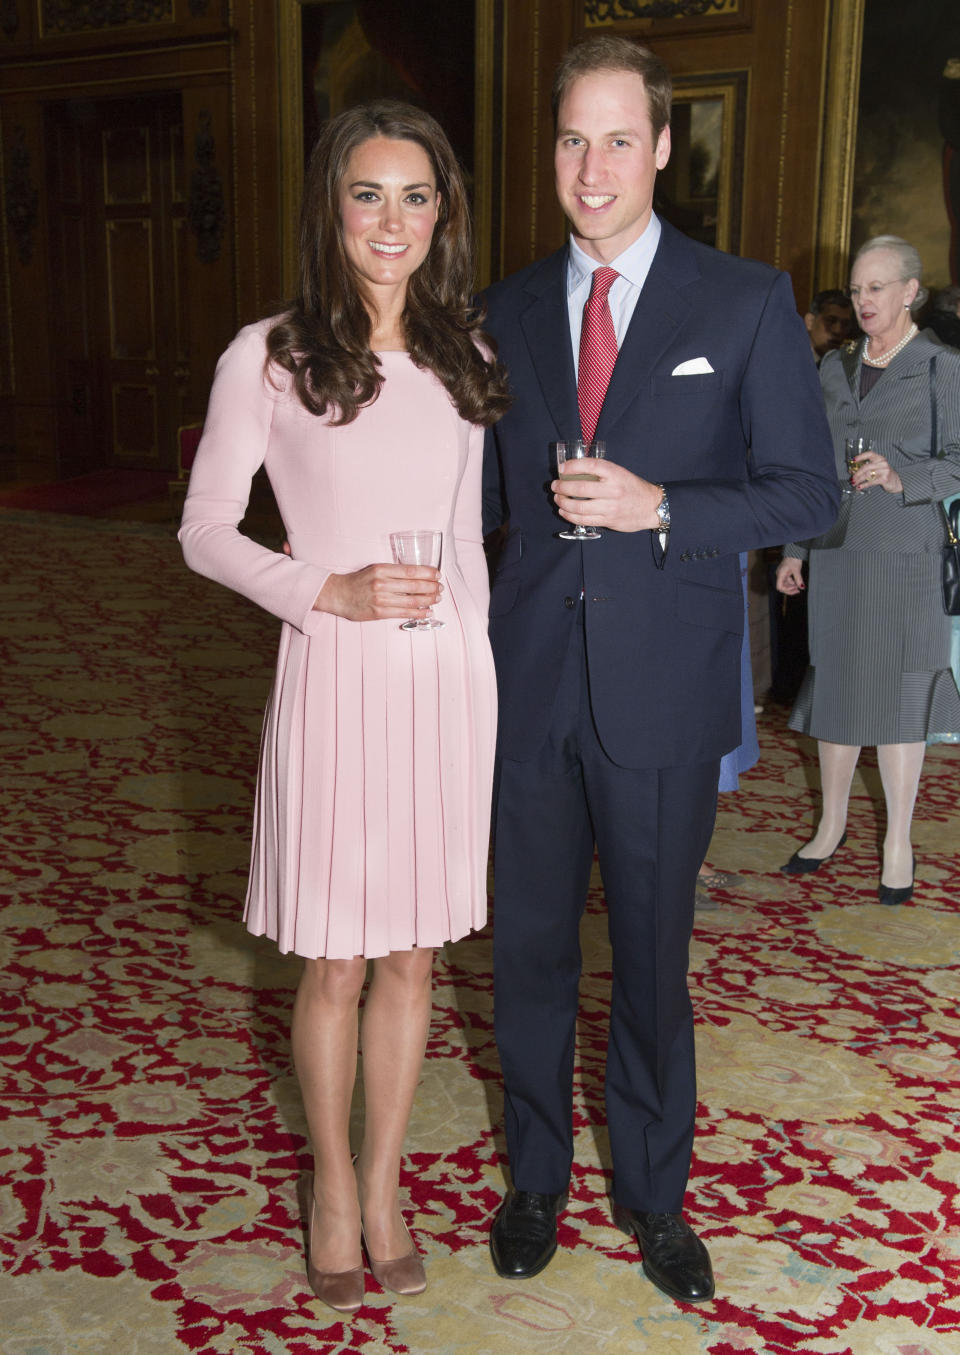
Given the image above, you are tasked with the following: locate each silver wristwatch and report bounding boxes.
[655,484,670,532]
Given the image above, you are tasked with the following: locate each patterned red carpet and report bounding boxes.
[2,509,959,1355]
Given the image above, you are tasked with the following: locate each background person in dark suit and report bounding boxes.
[804,288,856,363]
[481,35,839,1305]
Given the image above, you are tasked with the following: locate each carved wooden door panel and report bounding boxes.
[48,94,187,473]
[47,103,97,478]
[101,96,186,469]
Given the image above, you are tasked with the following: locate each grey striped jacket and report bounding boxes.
[785,328,960,559]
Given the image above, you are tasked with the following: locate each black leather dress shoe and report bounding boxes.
[613,1204,715,1303]
[780,830,847,875]
[490,1190,568,1278]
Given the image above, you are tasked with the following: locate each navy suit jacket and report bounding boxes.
[482,220,840,769]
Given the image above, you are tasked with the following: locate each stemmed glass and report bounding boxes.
[844,436,874,496]
[556,439,606,540]
[389,530,444,631]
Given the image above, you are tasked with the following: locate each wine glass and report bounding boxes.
[389,530,444,631]
[844,436,874,495]
[556,439,606,540]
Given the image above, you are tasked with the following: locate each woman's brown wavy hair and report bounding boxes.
[266,100,510,427]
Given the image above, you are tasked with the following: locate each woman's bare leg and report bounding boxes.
[355,947,434,1259]
[877,741,925,889]
[291,955,367,1272]
[802,739,861,857]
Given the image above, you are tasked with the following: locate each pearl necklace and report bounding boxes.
[862,322,918,367]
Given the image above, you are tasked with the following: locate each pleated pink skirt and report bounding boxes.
[244,578,496,959]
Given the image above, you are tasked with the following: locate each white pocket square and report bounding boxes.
[672,357,715,375]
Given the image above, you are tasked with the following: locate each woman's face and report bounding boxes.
[848,248,919,341]
[339,136,440,304]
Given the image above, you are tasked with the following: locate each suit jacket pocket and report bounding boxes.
[652,371,724,395]
[675,577,743,634]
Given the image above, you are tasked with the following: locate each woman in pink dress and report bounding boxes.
[180,101,509,1313]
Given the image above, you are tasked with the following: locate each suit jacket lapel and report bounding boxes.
[516,225,702,442]
[596,222,696,438]
[839,342,861,400]
[519,250,581,440]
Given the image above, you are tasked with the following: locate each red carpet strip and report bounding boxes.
[0,469,171,515]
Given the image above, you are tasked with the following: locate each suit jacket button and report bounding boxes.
[564,596,576,609]
[680,551,689,562]
[711,547,720,557]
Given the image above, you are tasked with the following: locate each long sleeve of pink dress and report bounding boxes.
[179,320,497,958]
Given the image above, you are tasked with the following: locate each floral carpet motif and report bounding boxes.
[1,510,959,1355]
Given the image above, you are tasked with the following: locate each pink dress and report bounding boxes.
[179,321,496,959]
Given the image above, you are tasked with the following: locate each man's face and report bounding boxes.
[554,69,670,264]
[804,303,854,357]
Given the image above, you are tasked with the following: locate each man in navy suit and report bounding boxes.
[482,36,839,1303]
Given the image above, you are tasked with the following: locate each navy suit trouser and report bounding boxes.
[492,610,719,1212]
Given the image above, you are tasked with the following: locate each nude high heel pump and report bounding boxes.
[362,1218,427,1296]
[303,1175,364,1314]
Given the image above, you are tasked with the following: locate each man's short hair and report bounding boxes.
[808,289,852,315]
[552,35,672,141]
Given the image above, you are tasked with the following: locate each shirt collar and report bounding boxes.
[566,214,662,296]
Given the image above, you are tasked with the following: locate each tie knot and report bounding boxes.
[589,267,619,304]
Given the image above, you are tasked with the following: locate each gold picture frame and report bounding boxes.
[814,0,865,290]
[582,0,751,37]
[657,72,747,255]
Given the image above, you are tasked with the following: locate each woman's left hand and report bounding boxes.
[850,449,902,495]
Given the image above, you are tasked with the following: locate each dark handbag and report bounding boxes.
[930,355,960,615]
[943,498,960,615]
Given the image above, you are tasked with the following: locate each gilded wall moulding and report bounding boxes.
[585,0,738,22]
[1,1,20,39]
[4,126,38,266]
[188,110,225,265]
[41,1,172,35]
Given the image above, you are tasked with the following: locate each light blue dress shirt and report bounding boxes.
[566,213,662,379]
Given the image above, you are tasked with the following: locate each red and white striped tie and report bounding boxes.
[578,266,619,442]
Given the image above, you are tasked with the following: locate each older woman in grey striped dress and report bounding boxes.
[776,236,960,904]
